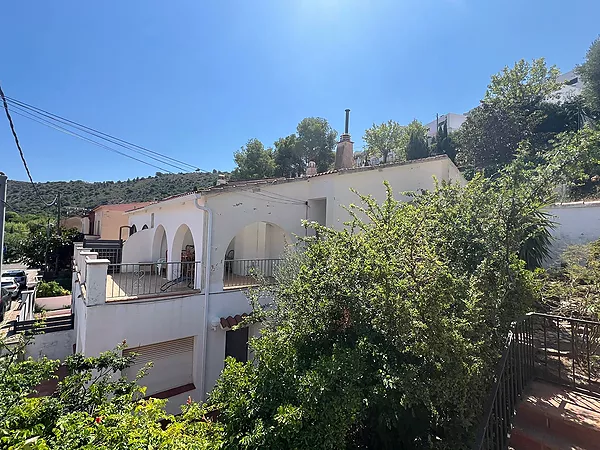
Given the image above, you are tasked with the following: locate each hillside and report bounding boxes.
[6,172,219,214]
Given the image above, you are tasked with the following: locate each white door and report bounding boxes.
[123,336,194,396]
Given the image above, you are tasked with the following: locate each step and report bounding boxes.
[510,381,600,450]
[510,425,586,450]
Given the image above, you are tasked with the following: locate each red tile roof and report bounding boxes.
[93,202,153,212]
[220,314,248,330]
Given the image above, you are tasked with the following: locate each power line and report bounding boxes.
[5,98,202,173]
[9,107,175,174]
[0,84,57,207]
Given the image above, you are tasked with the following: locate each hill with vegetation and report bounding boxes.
[6,171,220,214]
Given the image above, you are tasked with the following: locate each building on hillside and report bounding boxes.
[60,215,90,234]
[69,115,465,413]
[88,202,153,240]
[425,113,467,138]
[555,69,584,102]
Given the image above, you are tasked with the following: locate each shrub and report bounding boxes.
[37,280,70,298]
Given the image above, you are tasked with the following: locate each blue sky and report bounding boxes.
[1,0,598,182]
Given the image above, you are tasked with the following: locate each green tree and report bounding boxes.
[20,227,82,272]
[405,119,429,160]
[430,120,458,162]
[296,117,338,173]
[363,120,407,163]
[231,139,276,181]
[455,58,561,173]
[577,36,600,116]
[274,134,305,178]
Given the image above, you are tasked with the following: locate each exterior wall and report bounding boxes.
[97,208,129,240]
[425,113,466,137]
[545,201,600,266]
[122,228,154,263]
[25,329,75,361]
[61,216,85,232]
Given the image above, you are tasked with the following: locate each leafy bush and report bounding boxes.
[37,281,70,298]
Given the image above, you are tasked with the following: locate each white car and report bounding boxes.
[1,277,19,301]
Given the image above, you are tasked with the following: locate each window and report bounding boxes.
[565,77,579,86]
[142,224,148,230]
[225,327,248,363]
[151,213,155,229]
[130,224,137,235]
[122,336,194,396]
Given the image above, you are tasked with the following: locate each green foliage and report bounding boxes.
[231,139,276,181]
[0,335,223,449]
[20,227,83,272]
[204,149,556,449]
[455,58,561,173]
[405,119,430,160]
[6,172,218,215]
[37,281,70,298]
[274,134,304,178]
[577,36,600,115]
[296,117,338,173]
[430,120,458,162]
[362,120,407,163]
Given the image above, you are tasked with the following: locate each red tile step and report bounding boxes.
[509,381,600,450]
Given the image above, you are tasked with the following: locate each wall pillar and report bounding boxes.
[85,258,109,306]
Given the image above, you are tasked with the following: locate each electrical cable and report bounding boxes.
[9,108,175,174]
[6,96,205,172]
[5,99,195,173]
[0,84,57,207]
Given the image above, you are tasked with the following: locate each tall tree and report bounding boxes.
[363,120,407,163]
[430,119,458,162]
[296,118,338,173]
[274,134,304,178]
[577,36,600,117]
[405,119,430,160]
[455,58,561,173]
[231,138,275,181]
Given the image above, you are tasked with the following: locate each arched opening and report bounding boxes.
[152,225,168,263]
[168,224,197,289]
[142,224,148,230]
[223,221,289,289]
[130,224,137,236]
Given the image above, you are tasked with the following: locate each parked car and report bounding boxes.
[0,287,11,321]
[2,270,27,290]
[1,277,19,304]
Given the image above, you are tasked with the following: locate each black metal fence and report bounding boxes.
[472,313,600,450]
[83,239,123,264]
[106,261,202,299]
[6,314,74,337]
[223,258,282,289]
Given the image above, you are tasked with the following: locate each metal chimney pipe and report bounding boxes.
[344,109,350,134]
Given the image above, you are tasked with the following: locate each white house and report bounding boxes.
[70,123,465,413]
[425,113,467,138]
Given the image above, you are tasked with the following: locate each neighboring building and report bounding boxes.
[70,119,465,413]
[555,69,584,102]
[88,202,153,240]
[60,215,90,234]
[425,113,466,138]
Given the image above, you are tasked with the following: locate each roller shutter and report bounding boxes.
[123,336,194,396]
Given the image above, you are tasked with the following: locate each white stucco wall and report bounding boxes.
[25,329,75,361]
[545,201,600,265]
[122,228,154,263]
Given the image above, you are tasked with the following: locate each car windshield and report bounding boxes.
[3,271,24,277]
[1,281,15,286]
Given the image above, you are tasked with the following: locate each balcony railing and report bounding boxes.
[106,261,202,299]
[472,312,600,450]
[223,258,282,289]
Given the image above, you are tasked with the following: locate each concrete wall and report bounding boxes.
[98,208,129,240]
[25,329,75,361]
[545,201,600,265]
[122,228,154,263]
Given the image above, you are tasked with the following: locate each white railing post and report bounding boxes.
[85,258,109,306]
[79,251,97,285]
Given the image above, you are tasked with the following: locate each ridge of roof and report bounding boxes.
[125,155,450,213]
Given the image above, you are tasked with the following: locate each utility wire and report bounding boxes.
[9,107,175,174]
[0,84,57,207]
[5,98,200,173]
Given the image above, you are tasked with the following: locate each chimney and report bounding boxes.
[335,109,354,169]
[306,161,317,176]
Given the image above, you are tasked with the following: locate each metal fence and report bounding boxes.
[472,313,600,450]
[223,258,282,289]
[106,261,202,299]
[6,314,74,337]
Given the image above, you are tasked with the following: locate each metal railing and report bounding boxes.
[106,261,202,299]
[223,258,282,289]
[473,312,600,450]
[6,314,74,337]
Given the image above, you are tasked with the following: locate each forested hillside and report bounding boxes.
[6,171,219,214]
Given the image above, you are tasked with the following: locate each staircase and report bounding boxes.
[509,381,600,450]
